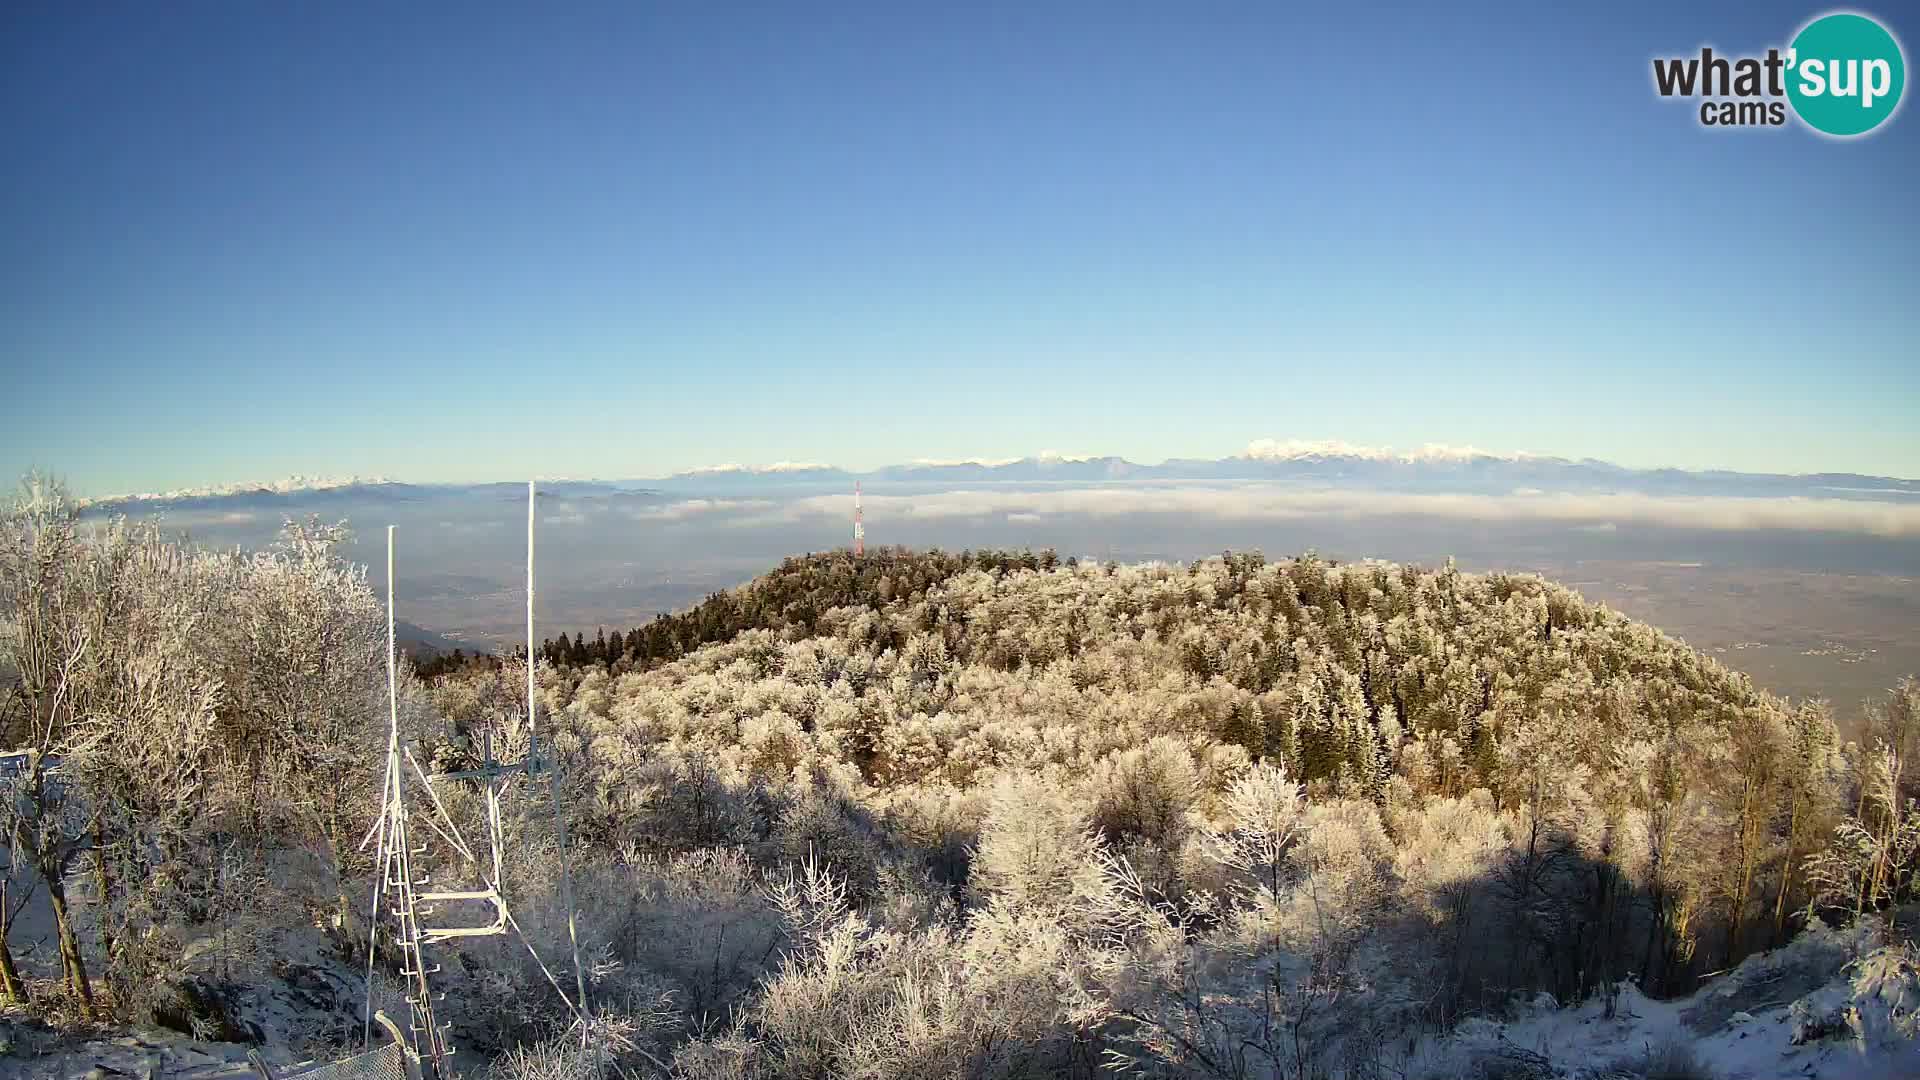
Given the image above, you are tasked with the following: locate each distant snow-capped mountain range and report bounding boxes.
[78,440,1920,512]
[77,474,400,509]
[642,441,1919,500]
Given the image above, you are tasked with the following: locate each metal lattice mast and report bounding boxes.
[348,494,598,1080]
[373,527,453,1076]
[381,761,450,1072]
[853,481,864,557]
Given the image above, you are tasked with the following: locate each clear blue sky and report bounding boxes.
[2,1,1915,495]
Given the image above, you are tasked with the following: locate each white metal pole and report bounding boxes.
[527,482,537,772]
[388,525,399,743]
[362,525,401,1047]
[528,481,591,1045]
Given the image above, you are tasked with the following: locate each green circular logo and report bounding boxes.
[1787,12,1906,136]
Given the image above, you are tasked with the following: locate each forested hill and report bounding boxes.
[503,547,1068,676]
[529,549,1774,797]
[486,549,1893,1018]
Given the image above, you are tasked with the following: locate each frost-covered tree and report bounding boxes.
[0,472,103,1016]
[1773,700,1843,940]
[0,474,403,1025]
[217,516,387,931]
[1805,744,1920,921]
[1209,761,1306,904]
[969,773,1106,921]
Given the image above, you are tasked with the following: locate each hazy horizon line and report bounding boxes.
[50,436,1920,505]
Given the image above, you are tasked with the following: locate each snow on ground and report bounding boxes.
[0,1025,260,1080]
[1411,917,1920,1080]
[1419,982,1907,1080]
[3,913,1918,1078]
[0,901,372,1080]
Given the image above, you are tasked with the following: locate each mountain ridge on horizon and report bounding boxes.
[70,438,1920,511]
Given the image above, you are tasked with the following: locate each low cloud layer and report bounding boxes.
[627,498,779,522]
[671,487,1920,539]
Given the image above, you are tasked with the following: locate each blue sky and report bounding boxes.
[2,1,1915,495]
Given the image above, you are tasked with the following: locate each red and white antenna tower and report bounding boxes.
[853,481,865,557]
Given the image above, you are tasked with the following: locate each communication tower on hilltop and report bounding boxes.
[853,481,864,557]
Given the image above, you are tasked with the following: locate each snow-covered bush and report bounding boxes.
[1682,914,1874,1033]
[1790,940,1920,1049]
[487,1035,606,1080]
[692,855,1094,1079]
[443,843,781,1055]
[762,785,887,904]
[968,773,1107,920]
[1086,736,1203,849]
[1641,1036,1715,1080]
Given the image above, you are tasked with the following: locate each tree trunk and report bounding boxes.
[1728,778,1760,967]
[91,817,116,964]
[328,803,352,934]
[44,870,95,1020]
[0,880,26,1004]
[1773,795,1803,943]
[1643,888,1667,995]
[0,935,24,1004]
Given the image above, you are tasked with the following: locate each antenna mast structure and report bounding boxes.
[853,481,864,557]
[363,527,457,1075]
[358,484,593,1078]
[531,480,592,1048]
